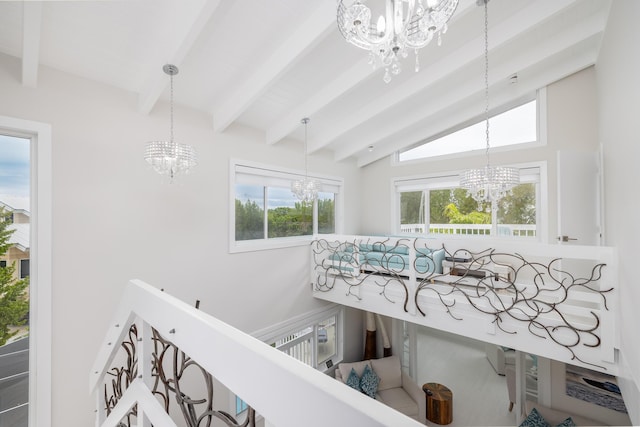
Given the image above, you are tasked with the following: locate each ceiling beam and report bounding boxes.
[310,0,581,155]
[22,1,43,88]
[212,1,336,134]
[264,0,478,146]
[355,36,602,167]
[137,0,223,114]
[265,58,372,146]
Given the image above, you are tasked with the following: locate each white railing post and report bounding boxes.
[137,321,154,427]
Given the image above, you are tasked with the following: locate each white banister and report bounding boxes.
[91,280,423,427]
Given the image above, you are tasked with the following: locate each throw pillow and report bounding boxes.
[519,408,550,427]
[345,368,361,391]
[556,417,576,427]
[360,364,380,399]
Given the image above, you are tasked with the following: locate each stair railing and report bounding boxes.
[90,279,423,427]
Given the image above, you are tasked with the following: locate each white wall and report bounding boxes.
[0,52,362,427]
[596,1,640,424]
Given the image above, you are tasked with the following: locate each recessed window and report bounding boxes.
[230,161,342,252]
[399,100,537,162]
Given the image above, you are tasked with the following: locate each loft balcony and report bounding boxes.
[310,234,618,376]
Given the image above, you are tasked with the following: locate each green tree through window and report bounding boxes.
[0,207,29,346]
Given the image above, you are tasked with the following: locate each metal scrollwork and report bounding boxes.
[102,323,256,427]
[104,324,139,425]
[312,238,613,369]
[312,237,412,310]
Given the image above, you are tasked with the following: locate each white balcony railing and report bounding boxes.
[91,280,422,427]
[400,223,537,237]
[311,234,618,376]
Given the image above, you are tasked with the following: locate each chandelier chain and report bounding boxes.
[302,117,309,176]
[484,0,490,166]
[170,71,174,144]
[459,0,519,207]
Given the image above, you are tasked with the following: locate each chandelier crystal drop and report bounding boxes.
[291,118,322,203]
[460,0,518,209]
[144,64,197,180]
[337,0,459,83]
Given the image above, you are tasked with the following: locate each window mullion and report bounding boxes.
[263,187,268,239]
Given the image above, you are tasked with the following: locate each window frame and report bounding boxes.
[392,161,548,241]
[394,90,547,166]
[229,159,344,253]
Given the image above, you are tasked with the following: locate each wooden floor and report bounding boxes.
[415,326,516,427]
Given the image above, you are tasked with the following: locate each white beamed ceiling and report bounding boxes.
[0,0,611,166]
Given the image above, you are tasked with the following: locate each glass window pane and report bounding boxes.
[235,184,265,241]
[267,187,312,238]
[400,191,424,233]
[430,188,492,236]
[400,101,537,162]
[496,183,537,237]
[317,192,335,234]
[19,259,29,278]
[317,316,336,365]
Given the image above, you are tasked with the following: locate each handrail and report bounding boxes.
[91,280,423,427]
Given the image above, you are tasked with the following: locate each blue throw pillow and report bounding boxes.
[360,364,380,398]
[345,368,361,391]
[556,417,576,427]
[519,408,550,427]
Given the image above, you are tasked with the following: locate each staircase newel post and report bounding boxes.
[95,389,106,427]
[138,320,154,427]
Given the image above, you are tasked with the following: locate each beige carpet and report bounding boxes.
[416,326,516,427]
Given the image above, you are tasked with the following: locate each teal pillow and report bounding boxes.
[519,408,550,427]
[345,368,361,391]
[360,365,380,398]
[556,417,576,427]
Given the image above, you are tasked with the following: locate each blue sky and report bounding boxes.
[0,134,30,197]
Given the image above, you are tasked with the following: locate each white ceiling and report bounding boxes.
[0,0,611,166]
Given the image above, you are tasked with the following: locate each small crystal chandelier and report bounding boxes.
[144,64,197,180]
[337,0,459,83]
[460,0,518,208]
[291,118,322,203]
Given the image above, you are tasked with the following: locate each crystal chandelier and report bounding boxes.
[337,0,459,83]
[144,64,197,180]
[291,118,322,203]
[460,0,518,208]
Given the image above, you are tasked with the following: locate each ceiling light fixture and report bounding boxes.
[460,0,519,209]
[337,0,459,83]
[144,64,197,181]
[291,118,322,203]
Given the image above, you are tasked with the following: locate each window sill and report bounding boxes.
[229,235,315,254]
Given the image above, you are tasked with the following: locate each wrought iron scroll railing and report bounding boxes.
[91,280,423,427]
[311,234,618,375]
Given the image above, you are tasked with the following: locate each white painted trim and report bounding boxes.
[0,115,52,427]
[228,158,344,253]
[21,1,42,88]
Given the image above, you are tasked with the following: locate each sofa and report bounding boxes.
[328,241,445,278]
[335,355,426,423]
[522,400,605,426]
